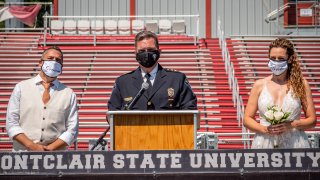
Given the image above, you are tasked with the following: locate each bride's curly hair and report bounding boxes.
[268,38,306,106]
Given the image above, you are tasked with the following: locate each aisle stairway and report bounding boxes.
[199,38,244,149]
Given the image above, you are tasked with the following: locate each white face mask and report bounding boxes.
[268,59,288,76]
[41,60,62,77]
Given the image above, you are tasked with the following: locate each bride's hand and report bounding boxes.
[267,122,292,135]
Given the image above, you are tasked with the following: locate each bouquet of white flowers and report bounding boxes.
[262,105,291,148]
[262,105,291,125]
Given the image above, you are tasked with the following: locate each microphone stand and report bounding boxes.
[124,82,149,110]
[90,117,110,151]
[92,82,148,150]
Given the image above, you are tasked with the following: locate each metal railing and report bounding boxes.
[196,131,320,149]
[265,3,290,23]
[217,19,245,127]
[264,0,320,35]
[217,18,248,148]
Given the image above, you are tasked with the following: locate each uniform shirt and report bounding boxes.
[108,64,197,110]
[6,74,78,146]
[141,64,158,86]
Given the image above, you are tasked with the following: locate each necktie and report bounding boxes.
[145,73,152,87]
[145,73,152,97]
[42,82,51,104]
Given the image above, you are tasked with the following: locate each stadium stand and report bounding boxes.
[104,20,118,35]
[117,20,131,35]
[50,20,63,35]
[132,20,145,34]
[64,20,77,35]
[77,20,91,35]
[1,31,319,151]
[172,20,186,34]
[91,20,104,35]
[47,19,189,36]
[0,32,237,150]
[145,20,159,34]
[159,19,172,34]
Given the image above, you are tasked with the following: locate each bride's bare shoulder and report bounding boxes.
[252,76,271,92]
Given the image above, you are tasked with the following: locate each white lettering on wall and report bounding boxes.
[292,152,305,167]
[256,153,269,167]
[69,155,84,169]
[228,153,242,168]
[204,153,218,168]
[1,155,12,170]
[190,153,202,168]
[29,155,42,170]
[43,155,55,169]
[244,153,255,168]
[84,154,91,169]
[126,154,139,169]
[284,153,291,167]
[220,153,226,168]
[271,153,283,167]
[171,154,181,168]
[306,152,320,167]
[93,154,105,169]
[113,154,124,169]
[156,154,169,168]
[13,155,28,170]
[56,155,67,169]
[140,154,155,169]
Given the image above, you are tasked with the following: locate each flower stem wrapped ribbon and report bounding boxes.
[262,105,291,148]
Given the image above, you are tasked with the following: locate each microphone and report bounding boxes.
[125,82,149,110]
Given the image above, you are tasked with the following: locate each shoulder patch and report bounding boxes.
[185,78,190,85]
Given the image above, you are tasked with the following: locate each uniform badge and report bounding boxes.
[124,97,133,102]
[168,88,174,98]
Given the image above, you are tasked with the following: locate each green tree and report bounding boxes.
[0,0,4,28]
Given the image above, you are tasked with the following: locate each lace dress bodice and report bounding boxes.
[258,84,301,125]
[251,81,311,149]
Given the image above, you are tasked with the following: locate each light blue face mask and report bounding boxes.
[268,59,288,76]
[41,60,62,78]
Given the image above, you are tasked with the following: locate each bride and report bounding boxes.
[244,38,316,148]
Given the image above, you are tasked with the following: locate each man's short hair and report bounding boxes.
[134,31,159,49]
[42,46,63,61]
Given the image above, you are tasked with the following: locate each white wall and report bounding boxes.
[59,0,130,16]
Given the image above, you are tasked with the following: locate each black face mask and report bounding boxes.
[136,50,160,68]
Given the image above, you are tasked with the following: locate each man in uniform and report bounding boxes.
[108,31,197,110]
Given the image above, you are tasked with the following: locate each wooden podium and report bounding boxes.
[107,110,199,150]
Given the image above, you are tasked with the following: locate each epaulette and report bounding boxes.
[165,68,180,73]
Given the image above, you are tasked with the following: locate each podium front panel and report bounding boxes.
[108,111,199,150]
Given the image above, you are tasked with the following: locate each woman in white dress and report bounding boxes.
[244,38,316,148]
